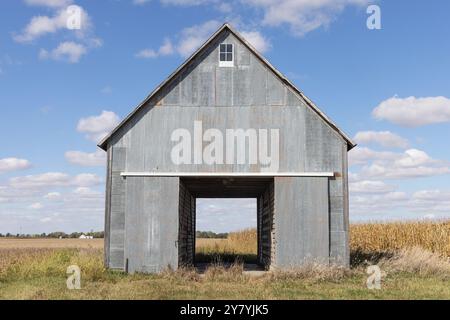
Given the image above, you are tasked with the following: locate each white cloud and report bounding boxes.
[354,131,409,149]
[358,149,450,180]
[349,147,398,166]
[133,0,151,4]
[350,146,450,180]
[29,202,44,210]
[242,0,370,37]
[39,41,87,63]
[24,0,73,7]
[77,111,121,143]
[65,150,106,167]
[9,172,102,189]
[240,31,271,52]
[137,20,271,60]
[177,20,222,57]
[0,158,32,174]
[136,38,174,59]
[349,180,396,194]
[351,188,450,219]
[72,187,101,197]
[373,96,450,127]
[14,6,91,43]
[45,192,62,200]
[161,0,213,5]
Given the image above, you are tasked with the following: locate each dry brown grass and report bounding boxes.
[380,247,450,276]
[0,248,105,283]
[0,238,103,250]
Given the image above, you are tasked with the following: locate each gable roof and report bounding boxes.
[98,23,356,151]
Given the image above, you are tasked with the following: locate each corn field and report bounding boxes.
[196,221,450,259]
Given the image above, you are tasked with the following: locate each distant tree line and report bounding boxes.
[1,230,227,239]
[0,231,104,239]
[196,231,228,239]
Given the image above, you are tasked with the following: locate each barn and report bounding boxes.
[98,23,356,273]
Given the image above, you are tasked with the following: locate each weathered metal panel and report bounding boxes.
[274,177,330,267]
[267,72,286,106]
[216,67,233,106]
[108,146,127,270]
[104,145,112,268]
[124,177,179,273]
[115,106,311,174]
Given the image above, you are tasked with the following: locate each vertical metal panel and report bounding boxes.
[274,177,330,267]
[124,177,179,273]
[215,67,233,106]
[109,146,127,270]
[267,72,286,106]
[104,145,112,268]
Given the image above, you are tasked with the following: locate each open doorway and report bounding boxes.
[195,198,258,265]
[178,177,274,270]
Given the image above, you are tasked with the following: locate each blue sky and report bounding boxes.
[0,0,449,234]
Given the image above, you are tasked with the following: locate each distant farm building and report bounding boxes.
[99,24,355,273]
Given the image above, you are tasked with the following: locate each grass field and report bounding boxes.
[0,221,449,300]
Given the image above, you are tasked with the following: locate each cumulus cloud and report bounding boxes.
[9,172,102,189]
[65,150,106,167]
[0,158,32,174]
[351,188,450,219]
[349,147,398,166]
[136,20,271,59]
[13,6,91,43]
[39,41,87,63]
[44,192,62,200]
[349,180,396,194]
[242,0,370,37]
[135,38,174,59]
[77,111,121,143]
[240,31,271,52]
[24,0,73,7]
[354,131,409,149]
[176,20,222,57]
[373,96,450,127]
[14,4,101,63]
[354,148,450,180]
[28,202,44,210]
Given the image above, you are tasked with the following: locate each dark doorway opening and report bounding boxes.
[178,177,274,270]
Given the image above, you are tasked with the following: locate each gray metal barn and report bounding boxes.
[99,23,356,273]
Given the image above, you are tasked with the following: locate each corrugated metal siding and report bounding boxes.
[124,177,179,273]
[274,177,330,267]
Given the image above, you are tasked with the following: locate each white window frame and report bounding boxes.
[219,43,234,67]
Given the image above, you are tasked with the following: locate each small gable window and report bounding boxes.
[219,43,234,67]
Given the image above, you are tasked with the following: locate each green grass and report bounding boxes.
[0,248,449,300]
